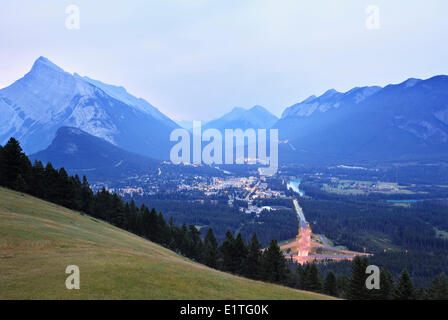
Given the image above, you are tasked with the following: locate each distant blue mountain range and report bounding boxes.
[203,105,279,132]
[30,126,160,181]
[2,56,448,166]
[30,126,221,182]
[273,76,448,164]
[0,57,178,159]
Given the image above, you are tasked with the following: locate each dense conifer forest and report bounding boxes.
[1,137,447,299]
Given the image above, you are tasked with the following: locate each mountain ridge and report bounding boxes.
[30,126,160,182]
[0,56,179,159]
[275,75,448,164]
[204,105,279,132]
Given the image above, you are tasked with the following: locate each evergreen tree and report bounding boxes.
[203,228,219,268]
[188,224,203,261]
[304,263,321,292]
[220,231,236,272]
[0,138,31,189]
[44,163,59,202]
[415,288,428,300]
[55,167,74,208]
[129,200,141,235]
[178,223,189,253]
[157,212,170,246]
[233,233,248,274]
[260,240,288,284]
[336,275,351,299]
[205,228,218,249]
[94,187,113,220]
[298,264,309,290]
[30,160,46,199]
[243,234,262,280]
[429,273,448,300]
[110,193,126,228]
[374,267,394,300]
[323,271,337,297]
[167,216,178,250]
[180,225,193,257]
[394,269,415,300]
[80,176,94,215]
[123,203,131,229]
[143,208,160,242]
[60,174,80,210]
[348,256,369,300]
[13,174,28,192]
[71,174,83,211]
[287,265,301,289]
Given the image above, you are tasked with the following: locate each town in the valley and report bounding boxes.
[91,168,371,263]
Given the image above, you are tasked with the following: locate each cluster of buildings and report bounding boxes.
[176,175,291,216]
[90,185,147,197]
[239,204,292,216]
[252,182,286,199]
[94,173,294,218]
[329,178,401,193]
[176,176,286,198]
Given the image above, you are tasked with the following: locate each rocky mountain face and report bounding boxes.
[3,57,448,166]
[30,126,160,182]
[204,105,279,132]
[0,57,179,159]
[274,76,448,164]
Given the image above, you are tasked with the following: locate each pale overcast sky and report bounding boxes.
[1,0,447,120]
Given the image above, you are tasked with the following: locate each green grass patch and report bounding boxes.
[0,187,333,300]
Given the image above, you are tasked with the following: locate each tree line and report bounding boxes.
[294,256,448,300]
[298,189,448,286]
[1,137,447,299]
[0,138,289,286]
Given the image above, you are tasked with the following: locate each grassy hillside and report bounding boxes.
[0,187,333,300]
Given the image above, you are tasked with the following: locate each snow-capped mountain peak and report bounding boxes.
[0,57,178,159]
[203,105,278,131]
[32,56,66,73]
[76,74,173,123]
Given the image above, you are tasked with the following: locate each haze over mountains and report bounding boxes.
[30,126,160,182]
[203,105,279,132]
[274,76,448,164]
[1,56,448,167]
[0,57,178,159]
[175,106,278,132]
